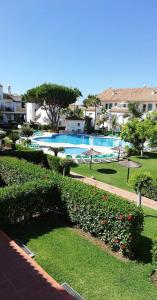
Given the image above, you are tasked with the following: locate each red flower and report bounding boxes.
[100,219,108,225]
[127,214,134,221]
[118,214,124,221]
[114,239,119,243]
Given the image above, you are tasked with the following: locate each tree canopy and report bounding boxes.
[23,83,82,131]
[62,106,84,119]
[121,114,157,156]
[128,102,143,119]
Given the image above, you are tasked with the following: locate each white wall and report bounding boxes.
[26,103,39,122]
[65,119,85,133]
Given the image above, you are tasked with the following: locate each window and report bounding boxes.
[109,103,112,109]
[143,104,146,112]
[105,104,108,109]
[77,123,80,126]
[148,103,153,111]
[114,103,117,106]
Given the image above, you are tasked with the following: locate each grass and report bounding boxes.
[71,152,157,191]
[8,207,157,300]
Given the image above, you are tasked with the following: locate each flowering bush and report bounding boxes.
[0,156,144,257]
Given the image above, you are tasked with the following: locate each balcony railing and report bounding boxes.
[15,107,26,113]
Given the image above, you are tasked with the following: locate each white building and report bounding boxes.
[65,118,85,133]
[69,104,102,129]
[0,84,26,124]
[98,87,157,126]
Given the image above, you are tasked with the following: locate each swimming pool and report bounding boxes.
[61,147,87,155]
[34,134,123,148]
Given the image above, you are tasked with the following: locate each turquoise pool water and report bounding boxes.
[61,147,87,155]
[34,134,123,147]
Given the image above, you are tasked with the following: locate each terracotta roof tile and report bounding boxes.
[0,230,74,300]
[98,87,157,103]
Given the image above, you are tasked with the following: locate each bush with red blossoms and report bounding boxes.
[0,157,144,257]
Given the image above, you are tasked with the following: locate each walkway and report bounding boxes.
[71,171,157,211]
[0,230,74,300]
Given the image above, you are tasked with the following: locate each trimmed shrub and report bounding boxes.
[46,155,61,172]
[57,177,143,256]
[142,185,157,201]
[0,156,50,185]
[45,155,74,176]
[0,149,44,165]
[0,156,143,256]
[1,147,73,175]
[0,179,60,225]
[129,172,153,193]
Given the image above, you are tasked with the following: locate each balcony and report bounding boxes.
[14,107,26,113]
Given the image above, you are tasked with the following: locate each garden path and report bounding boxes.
[71,171,157,210]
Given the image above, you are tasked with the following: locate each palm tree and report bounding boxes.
[111,115,119,135]
[83,95,101,129]
[128,102,143,119]
[83,98,89,117]
[49,147,65,156]
[9,130,20,150]
[97,108,109,134]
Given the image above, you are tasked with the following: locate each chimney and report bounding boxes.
[8,84,11,95]
[152,89,157,95]
[112,89,116,96]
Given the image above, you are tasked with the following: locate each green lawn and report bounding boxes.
[71,152,157,191]
[8,207,157,300]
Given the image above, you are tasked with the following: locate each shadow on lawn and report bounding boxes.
[135,152,157,160]
[7,213,155,264]
[136,235,153,264]
[7,214,69,245]
[135,214,157,264]
[97,168,117,174]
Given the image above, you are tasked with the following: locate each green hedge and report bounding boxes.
[0,149,44,165]
[0,156,50,185]
[0,156,143,256]
[1,149,71,175]
[45,154,74,176]
[142,185,157,201]
[0,179,59,225]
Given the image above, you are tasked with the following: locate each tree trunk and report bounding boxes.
[12,143,16,150]
[140,143,144,157]
[137,190,142,206]
[63,167,65,177]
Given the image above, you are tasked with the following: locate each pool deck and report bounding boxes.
[32,134,116,154]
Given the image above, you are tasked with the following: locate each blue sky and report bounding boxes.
[1,0,157,99]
